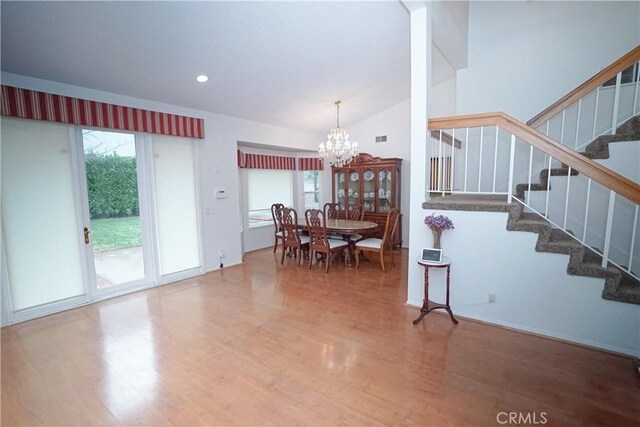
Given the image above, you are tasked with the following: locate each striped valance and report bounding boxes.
[299,157,324,170]
[237,150,296,170]
[245,153,296,170]
[237,150,320,171]
[0,85,205,139]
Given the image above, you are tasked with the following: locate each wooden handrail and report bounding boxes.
[527,45,640,129]
[428,112,640,204]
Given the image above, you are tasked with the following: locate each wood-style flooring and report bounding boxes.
[2,248,638,426]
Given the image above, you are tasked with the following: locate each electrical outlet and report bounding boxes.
[489,292,496,303]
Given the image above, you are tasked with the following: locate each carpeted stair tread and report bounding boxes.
[615,115,640,135]
[583,115,640,160]
[603,273,640,304]
[511,212,550,233]
[585,133,640,159]
[423,194,512,212]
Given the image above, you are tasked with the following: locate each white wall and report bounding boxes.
[1,72,322,274]
[430,0,468,71]
[431,44,457,117]
[408,210,640,356]
[346,99,411,246]
[457,1,640,122]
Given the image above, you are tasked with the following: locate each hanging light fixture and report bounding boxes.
[318,100,358,167]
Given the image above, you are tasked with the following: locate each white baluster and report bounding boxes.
[563,167,572,229]
[478,126,484,192]
[464,127,469,192]
[560,110,566,147]
[438,130,443,193]
[450,128,456,193]
[602,190,616,268]
[527,145,533,203]
[574,99,582,149]
[592,86,600,140]
[544,155,552,218]
[611,72,622,134]
[629,204,638,273]
[634,61,640,115]
[507,134,515,203]
[582,179,592,242]
[492,127,499,193]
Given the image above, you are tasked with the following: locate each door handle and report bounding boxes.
[83,227,91,245]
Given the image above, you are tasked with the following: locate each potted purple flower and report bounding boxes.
[424,213,454,249]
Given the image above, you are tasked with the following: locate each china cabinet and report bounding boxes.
[331,153,402,246]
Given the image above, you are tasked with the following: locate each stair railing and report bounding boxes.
[527,46,640,152]
[428,112,640,281]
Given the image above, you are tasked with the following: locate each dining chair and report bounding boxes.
[345,204,365,242]
[305,209,349,273]
[280,207,309,266]
[323,202,341,219]
[355,208,400,272]
[271,203,285,253]
[346,204,365,221]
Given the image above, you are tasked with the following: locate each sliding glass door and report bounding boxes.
[1,117,88,319]
[1,118,201,324]
[78,129,153,297]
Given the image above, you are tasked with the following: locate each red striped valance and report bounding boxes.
[299,157,324,170]
[245,153,296,170]
[0,85,205,139]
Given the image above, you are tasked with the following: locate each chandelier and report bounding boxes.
[318,100,358,167]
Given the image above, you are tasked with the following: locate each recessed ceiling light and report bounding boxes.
[196,74,208,83]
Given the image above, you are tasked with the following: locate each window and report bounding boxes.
[303,170,321,209]
[247,169,292,228]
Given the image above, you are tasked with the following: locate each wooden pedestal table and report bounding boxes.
[413,256,458,325]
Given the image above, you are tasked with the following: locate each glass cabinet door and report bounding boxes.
[362,168,375,212]
[378,168,392,213]
[334,170,346,210]
[348,170,359,208]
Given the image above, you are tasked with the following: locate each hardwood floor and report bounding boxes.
[2,248,638,426]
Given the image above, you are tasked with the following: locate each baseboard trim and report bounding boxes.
[405,302,637,358]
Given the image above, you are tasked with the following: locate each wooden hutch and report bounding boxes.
[331,153,402,246]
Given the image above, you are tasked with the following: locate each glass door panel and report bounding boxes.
[1,118,86,312]
[347,170,360,208]
[335,170,346,210]
[81,130,146,289]
[379,168,392,213]
[363,168,375,212]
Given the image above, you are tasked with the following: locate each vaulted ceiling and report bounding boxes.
[1,1,418,134]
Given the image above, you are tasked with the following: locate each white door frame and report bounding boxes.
[73,127,155,301]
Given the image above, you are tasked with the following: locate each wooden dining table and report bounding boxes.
[295,218,378,266]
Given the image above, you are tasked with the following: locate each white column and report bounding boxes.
[406,4,432,306]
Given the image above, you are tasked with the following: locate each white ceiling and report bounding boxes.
[1,1,416,134]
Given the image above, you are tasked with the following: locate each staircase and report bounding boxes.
[424,46,640,305]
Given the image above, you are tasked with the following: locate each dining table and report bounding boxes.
[295,218,378,266]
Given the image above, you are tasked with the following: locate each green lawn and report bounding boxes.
[90,216,142,252]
